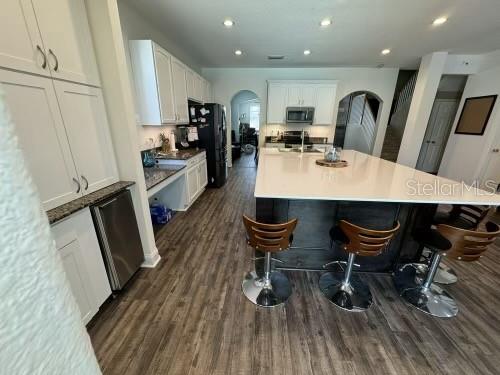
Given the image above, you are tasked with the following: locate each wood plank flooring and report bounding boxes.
[88,153,500,375]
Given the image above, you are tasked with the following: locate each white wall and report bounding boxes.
[439,63,500,184]
[118,1,199,150]
[203,67,399,164]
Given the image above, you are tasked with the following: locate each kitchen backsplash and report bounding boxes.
[138,125,176,151]
[263,123,333,141]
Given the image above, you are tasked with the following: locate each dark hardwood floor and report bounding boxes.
[88,153,500,375]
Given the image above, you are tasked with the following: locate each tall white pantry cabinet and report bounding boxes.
[0,0,118,323]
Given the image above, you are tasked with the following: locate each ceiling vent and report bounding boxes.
[268,55,285,60]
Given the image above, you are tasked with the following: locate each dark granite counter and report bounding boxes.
[47,181,135,224]
[156,148,205,160]
[144,166,185,190]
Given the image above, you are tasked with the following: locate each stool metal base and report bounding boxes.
[242,270,292,308]
[416,263,458,285]
[319,272,372,312]
[394,265,458,318]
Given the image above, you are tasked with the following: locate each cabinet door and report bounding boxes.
[287,86,302,106]
[0,70,80,210]
[54,81,118,194]
[314,84,337,125]
[171,58,189,124]
[186,165,199,203]
[199,159,208,189]
[153,45,176,123]
[185,69,195,100]
[203,80,212,103]
[31,0,100,86]
[194,75,203,102]
[0,0,50,76]
[267,84,288,124]
[59,239,94,324]
[301,85,316,107]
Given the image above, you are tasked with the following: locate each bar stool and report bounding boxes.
[241,215,298,307]
[420,205,490,285]
[394,221,500,318]
[319,220,400,312]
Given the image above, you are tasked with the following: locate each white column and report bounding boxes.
[86,0,160,267]
[397,52,448,167]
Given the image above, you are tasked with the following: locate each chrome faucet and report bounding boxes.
[301,129,305,153]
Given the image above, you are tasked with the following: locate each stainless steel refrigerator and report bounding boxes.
[91,190,144,290]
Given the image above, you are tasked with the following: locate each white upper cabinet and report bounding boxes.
[186,69,195,100]
[314,84,338,125]
[203,79,213,103]
[30,0,100,86]
[154,45,176,123]
[267,83,288,124]
[0,70,80,210]
[194,74,203,102]
[267,80,337,125]
[0,0,49,76]
[171,57,189,124]
[54,80,118,194]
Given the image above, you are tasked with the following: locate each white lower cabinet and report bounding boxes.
[186,165,199,203]
[199,159,208,188]
[52,208,111,325]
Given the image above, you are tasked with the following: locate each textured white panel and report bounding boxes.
[0,91,101,374]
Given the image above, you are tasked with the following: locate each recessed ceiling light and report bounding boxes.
[304,50,311,56]
[320,19,332,27]
[223,19,234,28]
[433,17,448,26]
[381,49,391,55]
[234,50,243,56]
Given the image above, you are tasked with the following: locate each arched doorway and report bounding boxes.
[334,91,382,154]
[230,90,260,161]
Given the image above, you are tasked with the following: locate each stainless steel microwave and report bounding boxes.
[286,107,315,124]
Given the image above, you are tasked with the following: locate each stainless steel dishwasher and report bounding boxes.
[92,189,144,291]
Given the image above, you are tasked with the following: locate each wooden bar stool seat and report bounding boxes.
[394,221,500,318]
[241,215,298,307]
[423,205,491,285]
[319,220,400,312]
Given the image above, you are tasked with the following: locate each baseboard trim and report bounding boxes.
[141,250,161,268]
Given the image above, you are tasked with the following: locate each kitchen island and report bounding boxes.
[255,148,500,272]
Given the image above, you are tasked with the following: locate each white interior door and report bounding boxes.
[171,58,189,123]
[31,0,100,86]
[153,45,176,123]
[54,81,118,194]
[0,0,50,76]
[0,70,80,210]
[417,99,458,173]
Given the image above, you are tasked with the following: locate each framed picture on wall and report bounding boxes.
[454,94,497,135]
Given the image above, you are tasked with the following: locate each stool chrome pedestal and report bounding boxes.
[241,215,297,308]
[242,252,292,307]
[319,253,372,312]
[320,220,400,312]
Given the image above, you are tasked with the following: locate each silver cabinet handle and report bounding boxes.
[81,175,89,190]
[73,177,81,193]
[36,45,47,69]
[48,49,59,71]
[493,148,499,153]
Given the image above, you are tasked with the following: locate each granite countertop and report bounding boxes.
[144,166,185,190]
[47,181,135,224]
[156,148,205,160]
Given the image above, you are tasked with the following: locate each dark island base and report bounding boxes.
[256,198,437,273]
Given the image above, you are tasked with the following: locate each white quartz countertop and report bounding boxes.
[254,148,500,205]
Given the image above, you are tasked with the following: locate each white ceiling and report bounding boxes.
[123,0,500,69]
